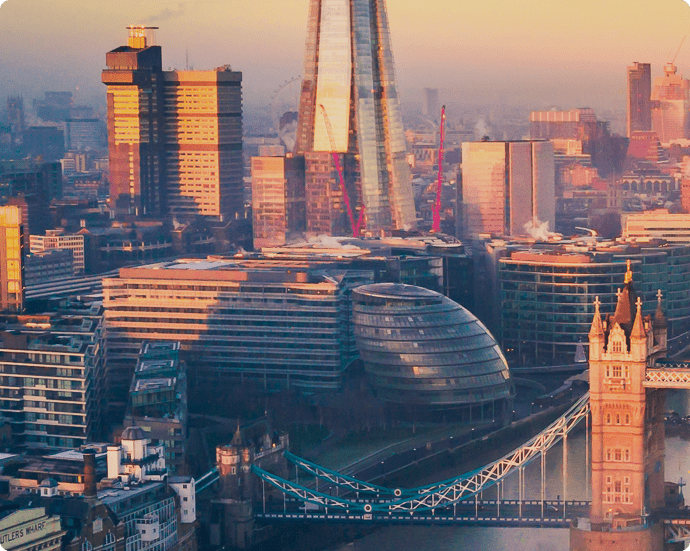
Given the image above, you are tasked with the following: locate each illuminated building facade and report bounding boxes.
[295,0,416,235]
[251,155,305,249]
[163,68,243,219]
[651,62,690,145]
[0,206,23,312]
[627,62,652,137]
[102,27,243,221]
[102,259,372,392]
[460,140,555,237]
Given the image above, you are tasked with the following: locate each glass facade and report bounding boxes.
[353,283,513,408]
[499,244,690,365]
[460,140,555,237]
[295,0,416,234]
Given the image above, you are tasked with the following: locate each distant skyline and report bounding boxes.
[1,0,690,117]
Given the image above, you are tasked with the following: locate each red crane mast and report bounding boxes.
[431,105,446,233]
[318,104,365,236]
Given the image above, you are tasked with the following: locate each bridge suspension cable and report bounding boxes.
[253,393,590,512]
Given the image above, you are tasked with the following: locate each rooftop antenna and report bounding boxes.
[186,47,189,71]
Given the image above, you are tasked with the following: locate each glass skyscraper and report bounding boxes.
[295,0,416,235]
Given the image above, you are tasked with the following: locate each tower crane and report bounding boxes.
[431,105,446,233]
[318,104,365,236]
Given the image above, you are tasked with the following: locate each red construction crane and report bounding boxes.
[318,104,365,236]
[431,105,446,233]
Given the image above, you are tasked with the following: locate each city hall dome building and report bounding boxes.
[353,283,513,418]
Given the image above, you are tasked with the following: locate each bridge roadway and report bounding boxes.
[255,498,591,528]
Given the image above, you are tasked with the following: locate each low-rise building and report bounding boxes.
[30,229,85,274]
[0,507,65,551]
[24,249,74,287]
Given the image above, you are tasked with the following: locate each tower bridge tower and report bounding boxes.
[572,261,669,550]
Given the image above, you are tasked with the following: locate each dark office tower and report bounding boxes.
[423,88,440,121]
[6,97,25,137]
[102,26,166,217]
[627,62,652,137]
[295,0,416,235]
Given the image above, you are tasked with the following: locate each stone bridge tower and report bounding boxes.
[571,262,667,550]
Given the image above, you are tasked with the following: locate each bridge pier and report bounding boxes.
[570,523,664,551]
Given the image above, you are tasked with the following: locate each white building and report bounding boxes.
[169,476,196,524]
[30,229,85,274]
[107,426,166,483]
[623,210,690,243]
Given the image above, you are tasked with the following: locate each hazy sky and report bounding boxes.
[1,0,690,115]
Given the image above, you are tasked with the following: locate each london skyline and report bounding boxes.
[2,0,690,115]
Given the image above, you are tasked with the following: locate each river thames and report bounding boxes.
[328,390,690,551]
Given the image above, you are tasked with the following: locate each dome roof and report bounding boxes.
[121,426,146,441]
[353,283,513,408]
[40,478,58,487]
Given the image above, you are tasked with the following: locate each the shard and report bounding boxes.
[295,0,417,235]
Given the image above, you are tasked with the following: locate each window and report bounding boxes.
[613,366,622,378]
[613,341,622,353]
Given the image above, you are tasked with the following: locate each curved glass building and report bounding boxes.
[353,283,513,415]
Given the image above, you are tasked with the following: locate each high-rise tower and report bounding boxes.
[295,0,416,235]
[103,27,243,221]
[651,62,690,145]
[627,62,652,138]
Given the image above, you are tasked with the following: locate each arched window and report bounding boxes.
[82,541,93,551]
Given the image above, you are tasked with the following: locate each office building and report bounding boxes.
[251,155,305,249]
[460,140,555,237]
[102,26,243,220]
[623,210,690,242]
[627,62,652,137]
[30,229,85,274]
[6,97,25,138]
[498,241,690,365]
[0,206,23,312]
[102,258,373,392]
[294,0,416,235]
[65,118,106,152]
[24,249,74,287]
[423,88,440,120]
[163,68,243,220]
[0,159,63,202]
[0,310,106,450]
[651,62,690,144]
[353,283,513,417]
[102,26,165,217]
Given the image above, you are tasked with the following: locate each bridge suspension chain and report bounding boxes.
[253,393,590,512]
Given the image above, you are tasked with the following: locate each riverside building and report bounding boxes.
[497,240,690,365]
[102,258,373,393]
